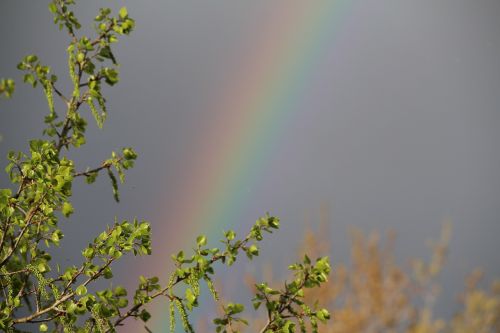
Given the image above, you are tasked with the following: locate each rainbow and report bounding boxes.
[124,1,353,331]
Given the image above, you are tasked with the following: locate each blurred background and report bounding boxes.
[1,0,499,331]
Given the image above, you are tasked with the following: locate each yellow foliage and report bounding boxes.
[295,220,499,333]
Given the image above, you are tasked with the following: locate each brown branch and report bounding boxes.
[73,158,121,178]
[79,74,103,88]
[91,24,115,47]
[13,256,116,325]
[13,292,74,324]
[26,313,64,324]
[0,268,29,277]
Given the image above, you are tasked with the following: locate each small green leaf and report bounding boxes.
[77,52,85,63]
[37,263,48,273]
[82,247,95,259]
[62,202,74,217]
[0,78,15,98]
[225,230,236,241]
[185,288,196,305]
[248,244,259,256]
[107,169,119,202]
[119,7,128,19]
[139,309,151,322]
[196,235,207,247]
[76,285,87,296]
[48,3,57,13]
[316,308,330,322]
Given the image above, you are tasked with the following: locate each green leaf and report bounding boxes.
[0,78,15,98]
[107,169,119,202]
[76,52,85,63]
[119,7,128,19]
[316,308,330,323]
[196,235,207,247]
[225,230,236,241]
[82,247,95,259]
[62,202,74,217]
[114,286,127,297]
[48,2,57,14]
[51,231,62,244]
[26,54,38,63]
[248,244,259,256]
[103,267,113,279]
[0,188,11,210]
[76,285,87,296]
[99,46,117,64]
[102,68,119,86]
[185,288,196,305]
[37,263,48,273]
[226,303,244,315]
[139,309,151,322]
[122,147,137,160]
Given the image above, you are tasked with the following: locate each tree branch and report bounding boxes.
[73,157,122,178]
[110,232,255,330]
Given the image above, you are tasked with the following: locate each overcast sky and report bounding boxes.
[1,0,500,331]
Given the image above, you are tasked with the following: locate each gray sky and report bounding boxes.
[1,0,500,330]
